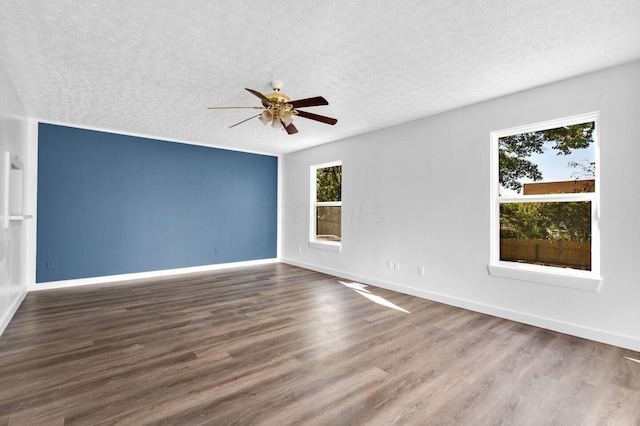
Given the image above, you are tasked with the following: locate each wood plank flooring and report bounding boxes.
[1,263,639,425]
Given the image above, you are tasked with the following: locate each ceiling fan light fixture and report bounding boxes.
[259,110,273,125]
[271,117,281,129]
[281,110,293,126]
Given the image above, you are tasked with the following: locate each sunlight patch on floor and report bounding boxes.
[339,281,371,293]
[339,281,410,314]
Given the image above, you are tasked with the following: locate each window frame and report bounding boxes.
[489,112,601,291]
[309,160,342,252]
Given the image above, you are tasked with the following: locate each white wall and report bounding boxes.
[281,60,640,351]
[0,61,31,335]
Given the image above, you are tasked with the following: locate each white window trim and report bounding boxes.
[309,161,342,252]
[489,112,601,291]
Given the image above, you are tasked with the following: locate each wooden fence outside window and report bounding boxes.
[500,238,591,270]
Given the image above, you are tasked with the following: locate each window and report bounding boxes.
[489,113,601,290]
[310,161,342,251]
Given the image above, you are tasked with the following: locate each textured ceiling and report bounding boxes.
[1,1,639,155]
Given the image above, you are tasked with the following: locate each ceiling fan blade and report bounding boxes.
[208,106,264,110]
[288,96,329,109]
[283,121,298,135]
[296,110,338,125]
[245,88,271,103]
[229,114,261,128]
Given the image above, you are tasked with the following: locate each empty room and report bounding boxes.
[1,1,639,424]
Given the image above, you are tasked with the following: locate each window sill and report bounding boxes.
[488,263,601,292]
[309,240,342,252]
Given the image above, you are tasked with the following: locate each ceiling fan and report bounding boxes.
[208,81,337,134]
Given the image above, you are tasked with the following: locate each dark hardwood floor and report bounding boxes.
[1,263,639,425]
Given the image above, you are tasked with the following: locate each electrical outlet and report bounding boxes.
[298,246,302,253]
[214,248,220,256]
[47,260,55,269]
[417,265,425,276]
[387,260,393,270]
[394,262,400,272]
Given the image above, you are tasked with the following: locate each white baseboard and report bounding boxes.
[31,258,279,291]
[0,288,28,337]
[282,258,640,352]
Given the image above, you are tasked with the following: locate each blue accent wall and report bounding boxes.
[36,123,278,282]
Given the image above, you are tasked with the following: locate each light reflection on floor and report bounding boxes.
[339,281,410,314]
[624,356,640,364]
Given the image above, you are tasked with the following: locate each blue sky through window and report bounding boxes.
[500,138,595,196]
